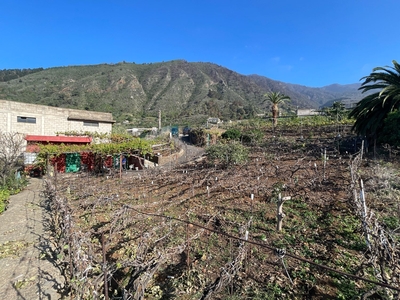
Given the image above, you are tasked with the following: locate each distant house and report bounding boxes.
[127,127,158,137]
[0,100,115,166]
[341,99,359,109]
[207,117,222,124]
[296,109,320,117]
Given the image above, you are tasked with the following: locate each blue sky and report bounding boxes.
[1,0,399,87]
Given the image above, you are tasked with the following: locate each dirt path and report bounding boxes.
[176,136,205,164]
[0,178,64,299]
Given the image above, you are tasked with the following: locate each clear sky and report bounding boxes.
[1,0,399,87]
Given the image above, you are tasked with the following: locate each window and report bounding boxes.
[17,116,36,124]
[83,121,99,127]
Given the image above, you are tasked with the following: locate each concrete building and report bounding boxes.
[1,100,115,168]
[207,117,221,124]
[296,109,320,117]
[0,100,115,136]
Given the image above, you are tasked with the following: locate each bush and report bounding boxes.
[189,128,207,146]
[206,142,248,167]
[0,189,10,214]
[221,128,241,140]
[241,129,263,145]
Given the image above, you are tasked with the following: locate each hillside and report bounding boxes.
[0,61,366,125]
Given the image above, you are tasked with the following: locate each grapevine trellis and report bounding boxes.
[41,126,400,299]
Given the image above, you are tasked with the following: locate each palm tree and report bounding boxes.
[330,101,347,121]
[349,60,400,145]
[264,92,291,126]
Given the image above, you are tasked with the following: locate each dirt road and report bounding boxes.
[0,178,64,299]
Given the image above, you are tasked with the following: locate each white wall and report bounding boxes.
[0,100,114,136]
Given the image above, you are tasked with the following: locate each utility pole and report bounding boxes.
[158,110,161,131]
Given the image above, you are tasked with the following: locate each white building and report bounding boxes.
[0,99,115,136]
[296,109,320,117]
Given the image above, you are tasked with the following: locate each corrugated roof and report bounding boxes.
[25,135,92,143]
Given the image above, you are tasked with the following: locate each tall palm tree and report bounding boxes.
[264,92,291,126]
[349,60,400,143]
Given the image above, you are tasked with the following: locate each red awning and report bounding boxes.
[25,135,92,143]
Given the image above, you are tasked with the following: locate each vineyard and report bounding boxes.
[43,124,400,299]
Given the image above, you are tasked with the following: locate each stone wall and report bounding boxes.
[153,148,184,165]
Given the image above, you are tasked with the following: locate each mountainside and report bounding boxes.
[0,60,366,125]
[248,75,365,108]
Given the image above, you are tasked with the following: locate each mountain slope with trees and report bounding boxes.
[0,60,366,125]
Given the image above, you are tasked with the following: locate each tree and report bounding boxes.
[264,92,291,126]
[349,60,400,144]
[325,101,347,121]
[0,132,26,187]
[378,110,400,147]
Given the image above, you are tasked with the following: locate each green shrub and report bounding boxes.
[221,128,241,140]
[206,142,248,167]
[241,129,263,145]
[0,189,10,214]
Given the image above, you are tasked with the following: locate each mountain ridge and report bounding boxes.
[0,60,365,125]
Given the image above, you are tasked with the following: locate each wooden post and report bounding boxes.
[186,215,190,269]
[360,140,364,161]
[359,179,371,249]
[119,154,122,179]
[277,193,283,232]
[54,162,58,196]
[251,193,254,211]
[102,232,109,300]
[277,194,291,232]
[323,148,327,181]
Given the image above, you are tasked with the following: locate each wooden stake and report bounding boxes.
[359,179,371,249]
[277,194,291,232]
[186,215,190,269]
[102,232,109,300]
[323,148,327,181]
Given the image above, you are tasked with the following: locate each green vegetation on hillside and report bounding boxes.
[0,68,44,82]
[0,62,265,124]
[0,61,365,127]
